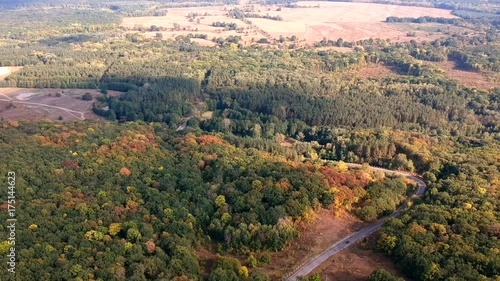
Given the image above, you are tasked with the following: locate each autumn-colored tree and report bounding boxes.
[119,167,131,176]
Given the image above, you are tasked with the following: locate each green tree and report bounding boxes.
[368,268,404,281]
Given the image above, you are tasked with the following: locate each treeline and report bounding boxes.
[243,13,283,21]
[122,9,168,17]
[448,48,500,72]
[315,38,353,48]
[386,16,463,24]
[227,8,283,21]
[212,22,239,30]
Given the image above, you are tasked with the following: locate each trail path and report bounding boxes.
[286,164,426,280]
[0,98,86,120]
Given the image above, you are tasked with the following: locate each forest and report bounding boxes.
[0,0,498,280]
[0,120,415,280]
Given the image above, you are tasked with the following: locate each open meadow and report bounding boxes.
[309,239,405,281]
[121,5,261,45]
[122,1,459,46]
[0,88,119,121]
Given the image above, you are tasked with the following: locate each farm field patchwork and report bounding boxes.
[122,1,460,46]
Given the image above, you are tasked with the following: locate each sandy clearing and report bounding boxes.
[123,2,459,46]
[432,60,499,90]
[310,241,406,281]
[0,88,121,121]
[122,8,265,45]
[260,209,364,279]
[0,68,9,76]
[16,92,40,101]
[250,2,457,43]
[355,64,401,79]
[121,6,240,30]
[0,66,22,81]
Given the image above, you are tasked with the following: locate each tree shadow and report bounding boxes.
[38,35,98,46]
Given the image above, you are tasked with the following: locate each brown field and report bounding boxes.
[432,60,499,90]
[0,88,121,121]
[121,1,458,46]
[251,1,458,43]
[122,6,266,45]
[355,64,401,79]
[354,61,499,90]
[260,209,365,279]
[0,67,22,81]
[309,237,407,281]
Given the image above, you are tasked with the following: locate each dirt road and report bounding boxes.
[286,164,426,281]
[0,98,86,120]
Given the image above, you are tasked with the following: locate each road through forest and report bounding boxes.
[286,164,426,281]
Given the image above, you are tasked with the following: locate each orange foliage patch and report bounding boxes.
[320,166,370,210]
[97,145,110,156]
[177,133,198,149]
[98,130,158,156]
[197,135,227,145]
[202,153,218,162]
[334,185,356,208]
[408,223,427,234]
[7,120,19,127]
[126,200,139,208]
[321,167,365,188]
[119,167,131,176]
[276,179,291,190]
[145,240,156,254]
[61,160,79,169]
[34,128,88,147]
[35,135,65,147]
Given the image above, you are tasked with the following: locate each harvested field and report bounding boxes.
[122,6,264,45]
[355,64,401,79]
[0,88,121,121]
[351,60,498,91]
[121,1,458,46]
[247,1,458,43]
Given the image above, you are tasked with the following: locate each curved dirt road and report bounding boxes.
[0,98,86,120]
[286,164,426,281]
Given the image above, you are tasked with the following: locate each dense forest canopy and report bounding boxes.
[0,0,498,280]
